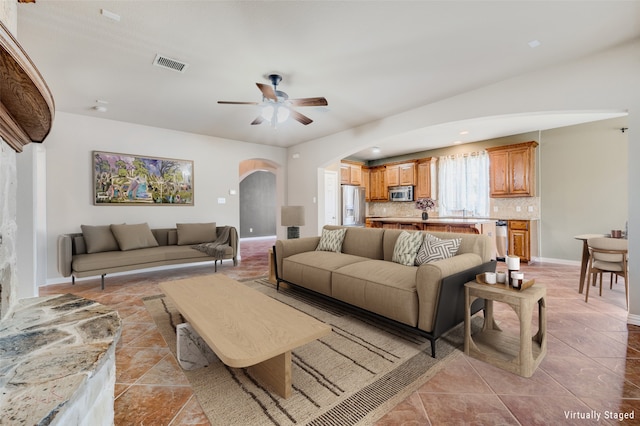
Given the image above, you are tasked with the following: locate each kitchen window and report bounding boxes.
[437,151,490,217]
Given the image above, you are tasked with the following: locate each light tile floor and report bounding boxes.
[40,240,638,425]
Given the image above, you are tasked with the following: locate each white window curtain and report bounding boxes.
[437,151,490,217]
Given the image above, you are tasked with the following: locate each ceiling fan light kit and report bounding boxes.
[261,104,290,125]
[218,73,327,127]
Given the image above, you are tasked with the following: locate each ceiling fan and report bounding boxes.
[218,74,328,126]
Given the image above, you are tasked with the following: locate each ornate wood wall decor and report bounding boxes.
[0,20,54,152]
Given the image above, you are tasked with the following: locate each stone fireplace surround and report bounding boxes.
[0,293,121,424]
[0,9,119,425]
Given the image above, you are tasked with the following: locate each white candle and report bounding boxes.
[506,255,520,271]
[511,272,524,288]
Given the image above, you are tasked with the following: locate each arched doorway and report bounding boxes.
[239,159,279,238]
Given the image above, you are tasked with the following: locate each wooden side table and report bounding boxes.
[464,281,546,378]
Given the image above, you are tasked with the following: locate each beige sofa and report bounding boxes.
[274,225,496,357]
[57,222,238,289]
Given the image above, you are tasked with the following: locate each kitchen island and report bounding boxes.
[367,216,498,259]
[366,217,494,234]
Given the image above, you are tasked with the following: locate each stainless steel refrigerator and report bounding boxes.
[341,185,366,227]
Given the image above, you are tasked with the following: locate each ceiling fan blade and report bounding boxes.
[256,83,278,101]
[217,101,259,105]
[251,116,264,125]
[291,109,313,125]
[289,97,328,107]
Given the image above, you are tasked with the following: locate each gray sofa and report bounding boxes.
[57,222,238,289]
[274,225,495,357]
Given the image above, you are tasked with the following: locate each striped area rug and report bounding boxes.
[144,278,474,425]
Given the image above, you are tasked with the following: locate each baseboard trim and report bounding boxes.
[536,257,581,267]
[628,313,640,327]
[43,257,241,287]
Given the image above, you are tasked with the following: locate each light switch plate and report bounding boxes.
[217,197,226,204]
[528,206,534,212]
[516,206,522,212]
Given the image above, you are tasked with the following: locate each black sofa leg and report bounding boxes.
[272,245,282,291]
[430,338,436,358]
[101,274,105,290]
[72,276,75,285]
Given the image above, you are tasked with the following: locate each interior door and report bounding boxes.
[324,171,338,225]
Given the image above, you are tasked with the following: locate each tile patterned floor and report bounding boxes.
[40,241,638,425]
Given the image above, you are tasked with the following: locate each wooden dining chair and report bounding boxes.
[585,237,629,309]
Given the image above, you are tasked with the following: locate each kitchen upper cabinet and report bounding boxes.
[386,164,399,187]
[386,162,416,187]
[369,166,388,201]
[340,161,362,185]
[487,141,538,197]
[415,158,432,199]
[362,167,371,201]
[399,163,416,185]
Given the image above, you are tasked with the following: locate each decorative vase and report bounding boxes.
[422,211,428,220]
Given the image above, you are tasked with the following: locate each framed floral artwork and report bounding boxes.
[93,151,194,205]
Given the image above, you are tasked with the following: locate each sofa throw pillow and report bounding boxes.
[316,228,347,253]
[177,222,217,245]
[110,223,159,251]
[392,231,424,266]
[415,233,462,265]
[81,225,120,254]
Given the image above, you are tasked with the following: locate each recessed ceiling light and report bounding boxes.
[459,130,469,135]
[372,147,381,154]
[528,39,541,48]
[453,140,463,145]
[100,9,121,22]
[93,105,108,113]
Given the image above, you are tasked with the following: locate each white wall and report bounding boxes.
[16,143,47,299]
[287,39,640,318]
[42,112,287,283]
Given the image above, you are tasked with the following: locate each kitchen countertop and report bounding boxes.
[366,217,494,224]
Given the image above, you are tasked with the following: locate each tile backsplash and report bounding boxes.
[367,197,540,220]
[490,197,540,220]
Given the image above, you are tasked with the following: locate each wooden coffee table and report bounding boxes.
[159,274,331,398]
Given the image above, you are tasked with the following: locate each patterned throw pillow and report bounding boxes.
[316,228,348,253]
[391,231,424,266]
[415,233,462,265]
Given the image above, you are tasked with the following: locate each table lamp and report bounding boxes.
[281,206,305,239]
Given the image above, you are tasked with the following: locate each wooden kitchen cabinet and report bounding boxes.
[369,166,388,201]
[386,162,416,187]
[386,164,399,187]
[362,167,371,201]
[487,141,538,197]
[340,161,362,185]
[399,163,416,185]
[415,158,432,199]
[340,163,350,184]
[382,222,401,229]
[508,219,538,263]
[423,223,449,232]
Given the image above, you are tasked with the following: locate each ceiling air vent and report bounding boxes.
[153,54,189,73]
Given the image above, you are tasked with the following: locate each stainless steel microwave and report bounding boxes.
[389,185,414,202]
